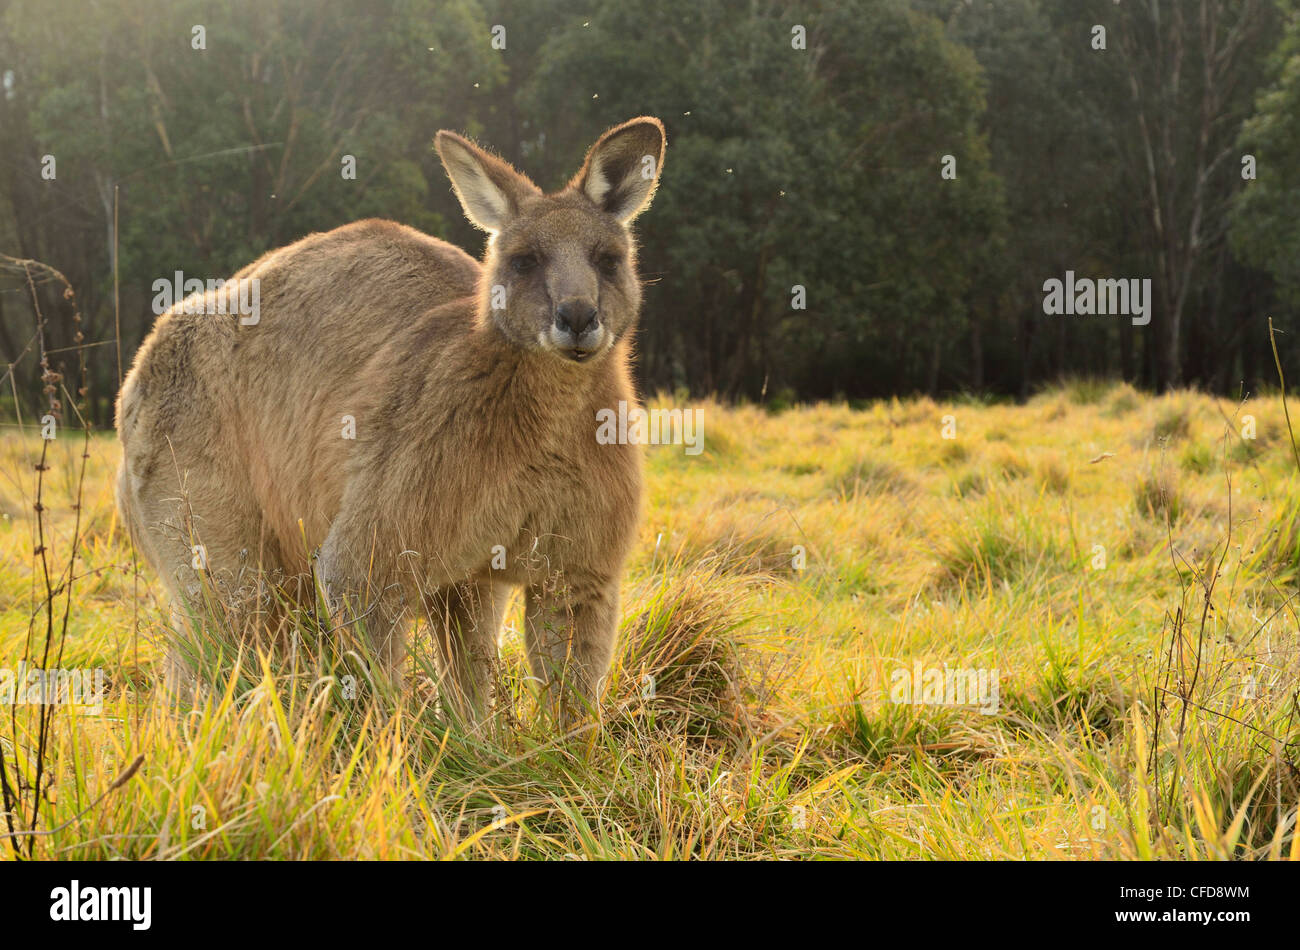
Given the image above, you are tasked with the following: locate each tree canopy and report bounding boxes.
[1,0,1296,421]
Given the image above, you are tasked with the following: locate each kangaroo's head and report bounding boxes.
[435,117,665,364]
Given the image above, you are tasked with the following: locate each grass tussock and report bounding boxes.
[612,571,762,747]
[932,503,1067,590]
[1154,402,1194,442]
[1105,382,1143,416]
[1134,466,1185,523]
[827,454,914,499]
[1062,377,1114,406]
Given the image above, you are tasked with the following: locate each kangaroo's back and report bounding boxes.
[233,217,479,340]
[116,218,481,589]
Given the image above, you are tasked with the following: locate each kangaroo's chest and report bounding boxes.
[496,444,589,581]
[468,432,638,587]
[435,429,584,581]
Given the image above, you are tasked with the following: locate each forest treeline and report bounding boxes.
[3,0,1300,422]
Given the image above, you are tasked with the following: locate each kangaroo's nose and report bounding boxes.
[555,301,598,335]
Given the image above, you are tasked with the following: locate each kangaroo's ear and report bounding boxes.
[572,117,666,223]
[435,131,538,233]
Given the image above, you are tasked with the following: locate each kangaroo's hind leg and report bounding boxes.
[425,578,511,725]
[119,419,286,703]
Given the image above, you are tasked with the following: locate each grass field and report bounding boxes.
[2,382,1298,859]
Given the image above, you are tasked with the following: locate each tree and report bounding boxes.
[1233,3,1300,305]
[1110,0,1276,388]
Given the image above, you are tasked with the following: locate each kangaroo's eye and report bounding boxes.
[510,254,539,274]
[597,254,620,278]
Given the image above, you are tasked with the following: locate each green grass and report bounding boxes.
[1,383,1298,859]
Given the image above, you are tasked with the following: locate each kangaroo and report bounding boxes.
[115,117,666,723]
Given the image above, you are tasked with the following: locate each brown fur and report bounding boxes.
[116,117,667,723]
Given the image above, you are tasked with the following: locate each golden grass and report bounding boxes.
[1,383,1297,859]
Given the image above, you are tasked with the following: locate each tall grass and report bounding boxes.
[1,380,1297,858]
